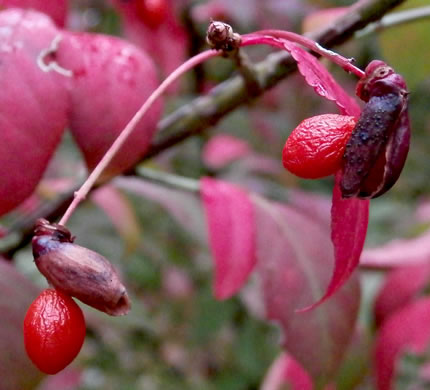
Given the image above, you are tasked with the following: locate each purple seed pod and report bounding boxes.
[32,219,131,316]
[341,60,410,199]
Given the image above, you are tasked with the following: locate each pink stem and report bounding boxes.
[241,30,365,78]
[59,49,220,226]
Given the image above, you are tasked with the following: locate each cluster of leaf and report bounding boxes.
[1,1,430,390]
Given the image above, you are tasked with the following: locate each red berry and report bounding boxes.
[136,0,168,29]
[24,289,86,375]
[282,114,356,179]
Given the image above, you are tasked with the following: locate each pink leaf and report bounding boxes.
[201,177,256,300]
[0,9,68,216]
[297,173,369,312]
[0,258,42,390]
[374,263,430,327]
[281,40,361,118]
[253,195,360,381]
[261,353,313,390]
[287,189,331,226]
[57,31,162,179]
[361,229,430,268]
[374,298,430,390]
[203,134,251,169]
[0,0,68,26]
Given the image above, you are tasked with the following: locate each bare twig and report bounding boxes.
[356,5,430,37]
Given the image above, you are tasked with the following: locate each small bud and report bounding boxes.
[32,219,130,316]
[206,20,241,52]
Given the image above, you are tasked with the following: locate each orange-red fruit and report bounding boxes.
[24,289,86,375]
[283,114,357,179]
[136,0,168,29]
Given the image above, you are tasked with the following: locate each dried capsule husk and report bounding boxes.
[341,60,410,199]
[32,219,130,316]
[206,20,241,52]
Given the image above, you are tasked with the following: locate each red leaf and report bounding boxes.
[374,298,430,390]
[201,177,256,300]
[57,32,162,179]
[281,40,361,118]
[261,353,313,390]
[203,134,251,169]
[0,258,42,389]
[0,9,68,216]
[0,0,68,26]
[253,195,360,382]
[297,173,369,312]
[374,263,430,327]
[361,229,430,268]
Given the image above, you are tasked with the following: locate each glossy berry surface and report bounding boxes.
[136,0,168,29]
[283,114,356,179]
[24,289,86,375]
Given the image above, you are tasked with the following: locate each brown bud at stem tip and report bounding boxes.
[32,219,130,316]
[206,20,241,52]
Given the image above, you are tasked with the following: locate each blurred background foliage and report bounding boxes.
[1,0,430,389]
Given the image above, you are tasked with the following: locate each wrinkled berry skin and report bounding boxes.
[32,219,131,316]
[283,114,356,179]
[341,60,410,199]
[24,289,86,375]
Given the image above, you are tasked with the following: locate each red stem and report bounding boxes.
[59,50,219,226]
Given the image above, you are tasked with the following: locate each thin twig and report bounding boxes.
[136,167,200,193]
[356,5,430,37]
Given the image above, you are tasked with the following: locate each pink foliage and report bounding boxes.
[374,263,430,327]
[361,229,430,268]
[298,174,369,311]
[280,40,361,118]
[0,0,68,26]
[374,298,430,390]
[0,258,42,389]
[261,353,313,390]
[253,196,360,381]
[57,31,162,179]
[0,9,68,216]
[201,177,256,300]
[202,134,251,169]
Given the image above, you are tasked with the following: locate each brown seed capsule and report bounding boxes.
[206,20,241,52]
[341,60,410,199]
[32,219,130,316]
